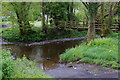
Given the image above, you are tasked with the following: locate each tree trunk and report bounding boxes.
[67,2,74,21]
[15,11,25,35]
[87,17,95,43]
[46,14,48,25]
[100,2,106,37]
[67,3,70,21]
[108,3,113,28]
[81,2,99,43]
[87,6,98,43]
[70,2,74,21]
[12,2,32,35]
[101,3,112,37]
[42,2,45,30]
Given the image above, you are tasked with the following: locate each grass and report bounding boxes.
[2,27,87,42]
[60,33,119,68]
[1,49,52,78]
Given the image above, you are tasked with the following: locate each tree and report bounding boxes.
[100,2,111,37]
[48,2,69,26]
[10,2,33,35]
[67,2,74,21]
[81,1,100,43]
[99,2,118,37]
[2,2,37,35]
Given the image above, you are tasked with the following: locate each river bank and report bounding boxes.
[1,37,87,45]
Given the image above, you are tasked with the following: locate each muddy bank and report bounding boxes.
[1,37,87,46]
[46,63,119,78]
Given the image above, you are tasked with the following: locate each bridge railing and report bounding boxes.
[56,20,119,29]
[57,21,87,28]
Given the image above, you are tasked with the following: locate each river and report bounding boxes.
[2,39,84,71]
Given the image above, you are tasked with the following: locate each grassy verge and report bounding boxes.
[0,49,52,78]
[60,33,119,68]
[1,27,87,42]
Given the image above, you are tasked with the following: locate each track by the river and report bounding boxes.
[45,63,119,78]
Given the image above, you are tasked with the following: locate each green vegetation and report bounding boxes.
[1,2,119,78]
[30,21,42,27]
[2,27,87,42]
[60,33,119,68]
[0,21,12,25]
[2,27,46,42]
[0,49,52,78]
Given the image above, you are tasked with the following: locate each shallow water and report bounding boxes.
[2,40,83,71]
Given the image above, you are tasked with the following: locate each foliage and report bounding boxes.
[2,27,46,42]
[1,49,52,78]
[60,33,119,68]
[2,27,87,42]
[2,2,40,35]
[48,2,69,21]
[107,32,119,39]
[47,29,87,40]
[74,2,87,20]
[1,50,14,78]
[0,50,1,80]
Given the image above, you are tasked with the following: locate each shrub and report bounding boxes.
[2,27,46,42]
[2,27,87,42]
[1,49,52,78]
[1,50,14,78]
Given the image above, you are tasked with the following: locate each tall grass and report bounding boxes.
[60,33,119,68]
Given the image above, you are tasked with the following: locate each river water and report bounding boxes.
[2,40,84,71]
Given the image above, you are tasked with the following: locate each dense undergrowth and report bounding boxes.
[0,49,52,79]
[60,33,119,68]
[1,27,87,42]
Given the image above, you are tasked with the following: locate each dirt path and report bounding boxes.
[45,63,119,78]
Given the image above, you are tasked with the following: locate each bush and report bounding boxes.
[1,50,14,78]
[108,32,119,39]
[2,27,87,42]
[1,49,52,78]
[60,34,119,68]
[2,27,20,42]
[2,27,46,42]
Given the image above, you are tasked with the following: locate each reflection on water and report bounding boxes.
[2,40,83,71]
